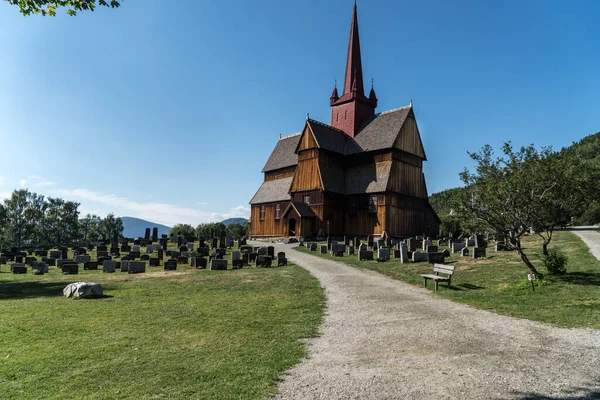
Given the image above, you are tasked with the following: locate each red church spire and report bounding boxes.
[329,1,377,137]
[343,1,365,99]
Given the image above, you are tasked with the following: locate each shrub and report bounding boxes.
[541,248,568,275]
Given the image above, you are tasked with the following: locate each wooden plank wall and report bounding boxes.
[343,194,385,235]
[394,116,426,159]
[387,161,427,198]
[290,151,322,192]
[297,126,318,151]
[250,203,289,237]
[265,166,296,181]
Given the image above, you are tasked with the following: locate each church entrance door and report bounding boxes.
[288,218,296,237]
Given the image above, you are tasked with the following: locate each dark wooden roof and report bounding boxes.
[345,161,392,194]
[307,119,347,154]
[262,133,301,173]
[249,177,293,205]
[283,202,316,218]
[347,106,412,154]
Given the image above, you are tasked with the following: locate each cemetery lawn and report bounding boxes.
[0,265,325,400]
[296,231,600,329]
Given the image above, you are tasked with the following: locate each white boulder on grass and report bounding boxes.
[63,282,103,299]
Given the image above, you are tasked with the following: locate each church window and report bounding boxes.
[304,195,311,205]
[368,195,378,213]
[275,203,281,219]
[260,206,266,220]
[336,113,339,122]
[345,110,347,120]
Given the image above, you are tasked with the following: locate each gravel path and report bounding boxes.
[570,226,600,262]
[266,242,600,400]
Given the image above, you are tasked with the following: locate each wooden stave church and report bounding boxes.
[249,2,440,239]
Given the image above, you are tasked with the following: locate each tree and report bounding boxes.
[195,222,227,239]
[98,213,123,242]
[2,189,44,250]
[42,198,80,247]
[169,223,196,238]
[456,142,593,275]
[4,0,121,16]
[79,214,101,243]
[226,223,248,240]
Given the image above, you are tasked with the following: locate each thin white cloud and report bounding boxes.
[0,191,10,201]
[20,179,26,188]
[53,188,223,227]
[29,175,57,188]
[221,205,250,220]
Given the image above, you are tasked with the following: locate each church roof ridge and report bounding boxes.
[279,132,302,140]
[376,104,412,116]
[307,118,348,135]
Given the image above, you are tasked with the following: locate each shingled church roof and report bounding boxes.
[261,133,301,173]
[347,106,412,154]
[249,177,293,205]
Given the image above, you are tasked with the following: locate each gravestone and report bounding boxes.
[460,247,470,257]
[367,235,374,247]
[76,255,91,264]
[97,245,107,252]
[344,236,350,246]
[144,228,151,240]
[164,260,177,271]
[84,261,98,270]
[399,243,409,263]
[12,263,27,274]
[475,234,485,248]
[310,243,317,251]
[427,252,445,264]
[437,239,447,247]
[407,238,420,252]
[219,236,226,249]
[426,245,438,253]
[257,247,268,256]
[120,260,130,272]
[211,238,218,249]
[149,258,160,267]
[320,245,327,254]
[0,256,6,265]
[180,245,188,252]
[451,242,466,253]
[225,237,234,248]
[277,252,287,266]
[61,248,68,259]
[181,251,190,258]
[32,262,47,275]
[128,262,146,274]
[242,252,249,266]
[347,246,355,256]
[121,244,131,253]
[473,247,487,259]
[495,242,507,251]
[97,251,109,258]
[466,236,476,247]
[267,246,275,258]
[196,257,208,269]
[50,250,61,259]
[61,263,79,275]
[210,259,228,270]
[358,250,373,261]
[232,259,244,269]
[377,247,390,261]
[186,242,195,251]
[129,251,141,259]
[442,249,451,257]
[25,256,36,266]
[141,254,150,261]
[46,258,56,266]
[412,252,428,263]
[178,256,189,264]
[146,246,154,254]
[152,227,158,242]
[256,256,272,268]
[103,260,116,273]
[231,251,241,261]
[354,237,361,247]
[198,247,210,257]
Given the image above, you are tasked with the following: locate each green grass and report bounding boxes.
[0,258,325,399]
[297,231,600,328]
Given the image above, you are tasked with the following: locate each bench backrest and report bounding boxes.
[433,263,455,276]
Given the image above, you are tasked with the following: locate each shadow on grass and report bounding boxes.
[510,380,600,399]
[458,283,486,290]
[550,272,600,286]
[0,281,67,300]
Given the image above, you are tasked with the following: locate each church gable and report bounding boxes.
[393,111,426,160]
[296,124,318,152]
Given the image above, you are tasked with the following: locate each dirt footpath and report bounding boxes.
[267,242,600,400]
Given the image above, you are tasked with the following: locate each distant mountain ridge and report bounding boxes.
[222,218,248,226]
[121,217,171,238]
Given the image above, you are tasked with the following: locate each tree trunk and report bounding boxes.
[542,242,548,257]
[516,245,541,276]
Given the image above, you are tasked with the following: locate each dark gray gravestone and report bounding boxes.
[347,246,355,256]
[141,254,150,261]
[61,263,79,275]
[32,262,46,275]
[103,260,116,273]
[377,247,390,261]
[232,259,244,269]
[461,247,470,257]
[50,250,61,259]
[152,227,158,242]
[358,250,373,261]
[310,243,317,251]
[473,247,487,259]
[178,256,189,264]
[442,249,451,257]
[428,252,445,264]
[120,260,130,272]
[256,256,272,268]
[76,255,91,264]
[451,242,466,253]
[367,235,374,247]
[400,243,409,264]
[354,237,361,247]
[164,260,177,271]
[149,258,160,267]
[196,257,208,269]
[320,245,327,254]
[267,246,275,258]
[426,245,438,253]
[121,244,131,253]
[412,252,428,263]
[128,262,146,274]
[210,259,228,270]
[84,261,98,270]
[12,264,27,274]
[25,256,36,266]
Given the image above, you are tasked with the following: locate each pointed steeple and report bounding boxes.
[343,0,365,99]
[369,78,378,107]
[330,79,339,106]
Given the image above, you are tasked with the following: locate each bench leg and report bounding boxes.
[434,280,438,292]
[423,278,427,288]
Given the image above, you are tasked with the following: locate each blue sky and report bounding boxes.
[0,0,598,226]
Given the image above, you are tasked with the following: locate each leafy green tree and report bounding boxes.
[4,0,121,16]
[169,223,196,238]
[456,142,594,275]
[42,198,80,247]
[195,222,227,239]
[98,213,123,242]
[79,214,101,243]
[2,190,45,249]
[226,223,248,240]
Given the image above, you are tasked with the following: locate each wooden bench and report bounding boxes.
[421,264,455,291]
